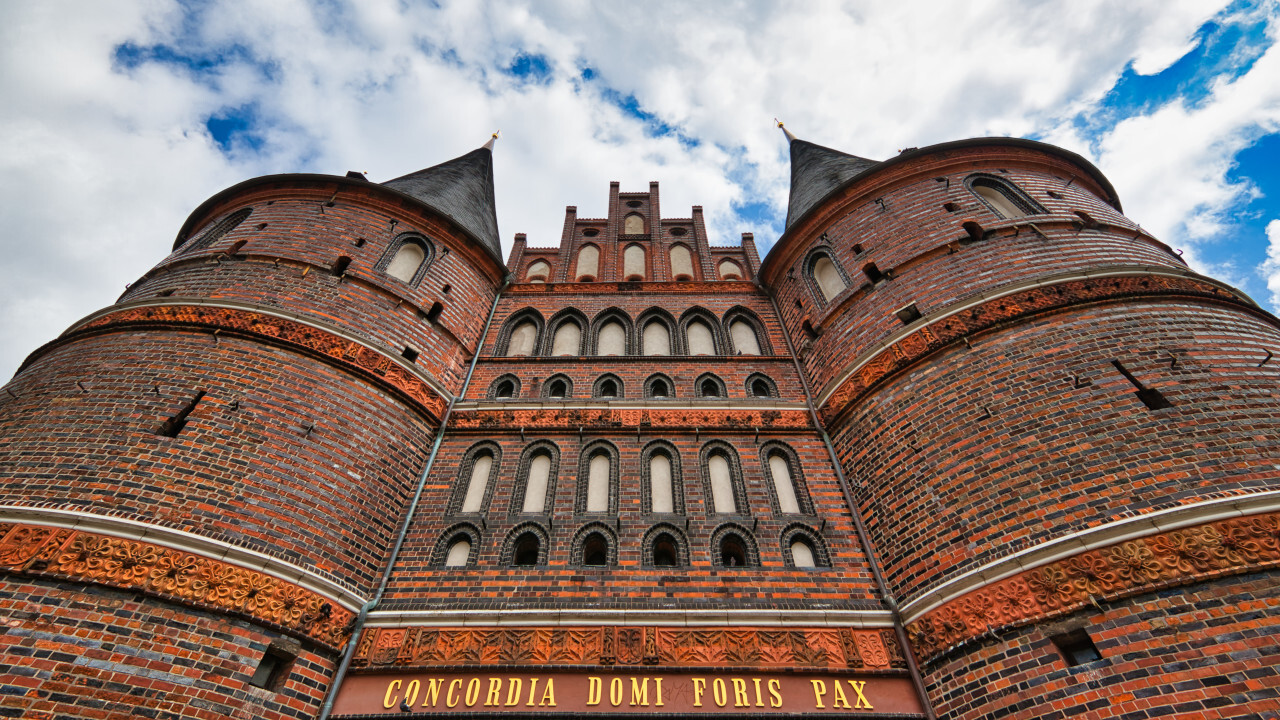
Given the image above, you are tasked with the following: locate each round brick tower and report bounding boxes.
[761,131,1280,718]
[0,145,505,718]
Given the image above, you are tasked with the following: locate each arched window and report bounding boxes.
[181,207,251,252]
[643,524,689,568]
[433,524,481,568]
[782,525,829,568]
[551,321,583,356]
[711,524,757,568]
[624,214,645,235]
[669,244,694,279]
[593,374,623,399]
[687,320,716,355]
[597,321,626,356]
[499,311,543,357]
[697,373,726,399]
[645,373,674,399]
[577,441,618,514]
[967,175,1046,220]
[747,373,777,399]
[542,374,573,399]
[643,320,671,355]
[386,241,426,283]
[575,244,600,281]
[526,260,551,283]
[445,538,472,567]
[624,244,646,280]
[762,444,813,515]
[572,524,617,567]
[807,250,848,303]
[504,523,549,566]
[451,444,500,515]
[728,319,762,355]
[701,443,747,516]
[718,259,742,280]
[488,375,520,399]
[511,443,558,515]
[642,441,684,515]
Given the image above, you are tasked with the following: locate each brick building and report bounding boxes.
[1,128,1277,719]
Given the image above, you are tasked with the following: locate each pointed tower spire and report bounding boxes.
[381,138,502,260]
[782,129,879,231]
[775,119,796,143]
[483,130,500,151]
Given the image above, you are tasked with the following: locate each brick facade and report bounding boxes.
[1,136,1277,719]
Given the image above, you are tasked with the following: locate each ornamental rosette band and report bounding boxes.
[354,625,907,672]
[0,522,356,650]
[905,511,1280,662]
[452,407,810,431]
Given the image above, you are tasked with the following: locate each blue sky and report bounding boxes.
[2,0,1279,379]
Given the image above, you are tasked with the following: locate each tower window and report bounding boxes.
[624,244,646,280]
[575,244,600,281]
[513,533,540,566]
[547,379,568,398]
[624,213,645,234]
[646,374,673,398]
[582,533,609,566]
[505,319,540,357]
[526,260,550,283]
[967,175,1046,219]
[790,539,816,568]
[653,535,678,567]
[697,374,726,399]
[386,240,427,282]
[444,537,471,567]
[669,244,694,279]
[719,535,746,567]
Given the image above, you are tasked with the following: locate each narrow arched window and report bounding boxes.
[507,321,538,357]
[650,452,674,514]
[813,255,846,301]
[790,539,816,568]
[750,378,773,398]
[670,244,694,279]
[624,214,645,235]
[460,452,494,513]
[972,180,1026,219]
[552,322,582,355]
[700,378,721,397]
[594,374,622,398]
[582,533,609,565]
[687,320,715,355]
[720,534,747,567]
[386,242,426,283]
[653,534,678,567]
[444,538,471,567]
[718,259,742,280]
[522,452,552,513]
[597,321,626,356]
[729,320,761,355]
[768,453,801,514]
[646,375,672,398]
[493,378,516,399]
[513,533,540,566]
[544,377,570,399]
[643,321,671,355]
[624,244,646,280]
[708,453,736,514]
[586,452,611,513]
[575,244,599,281]
[526,260,550,283]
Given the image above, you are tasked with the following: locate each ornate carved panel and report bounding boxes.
[452,407,810,431]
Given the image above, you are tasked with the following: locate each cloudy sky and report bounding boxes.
[2,0,1279,380]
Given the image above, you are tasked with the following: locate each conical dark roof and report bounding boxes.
[382,146,501,259]
[785,138,879,230]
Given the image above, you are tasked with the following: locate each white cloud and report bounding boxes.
[1262,219,1280,306]
[0,0,1272,380]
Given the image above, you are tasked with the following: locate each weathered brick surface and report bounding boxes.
[923,572,1280,719]
[0,577,334,720]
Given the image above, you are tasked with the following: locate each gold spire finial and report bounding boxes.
[775,119,796,142]
[483,130,500,150]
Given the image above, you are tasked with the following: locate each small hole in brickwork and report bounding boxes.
[669,227,687,236]
[583,228,599,237]
[331,256,351,276]
[157,289,176,297]
[1051,628,1101,667]
[158,390,205,438]
[1074,210,1103,230]
[962,222,985,243]
[425,302,444,323]
[627,274,644,281]
[1111,360,1173,410]
[578,275,595,283]
[442,284,452,294]
[862,262,886,284]
[249,644,295,690]
[255,223,268,231]
[851,243,864,255]
[943,202,960,212]
[895,303,922,325]
[675,274,691,282]
[1046,190,1063,199]
[626,200,643,208]
[402,346,419,363]
[802,321,818,341]
[353,237,366,247]
[227,239,247,255]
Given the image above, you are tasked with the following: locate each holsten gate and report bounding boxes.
[1,126,1277,720]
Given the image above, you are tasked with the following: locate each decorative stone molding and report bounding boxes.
[905,510,1280,662]
[508,280,759,294]
[450,407,810,431]
[818,272,1260,425]
[353,625,907,671]
[0,522,356,651]
[69,304,447,421]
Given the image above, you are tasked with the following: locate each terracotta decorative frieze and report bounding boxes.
[354,625,906,671]
[451,407,810,431]
[509,280,758,294]
[74,304,447,421]
[819,273,1250,425]
[905,511,1280,662]
[0,522,356,650]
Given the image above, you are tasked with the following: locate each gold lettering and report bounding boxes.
[832,680,851,709]
[404,679,421,708]
[712,678,727,707]
[811,679,827,709]
[631,678,649,706]
[465,678,480,707]
[654,677,664,707]
[752,678,764,707]
[485,678,503,707]
[692,678,706,707]
[848,680,873,710]
[505,678,523,706]
[732,678,749,707]
[768,679,783,708]
[526,678,540,707]
[383,679,402,710]
[446,679,462,708]
[610,678,623,707]
[539,677,556,707]
[587,677,602,706]
[423,678,444,707]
